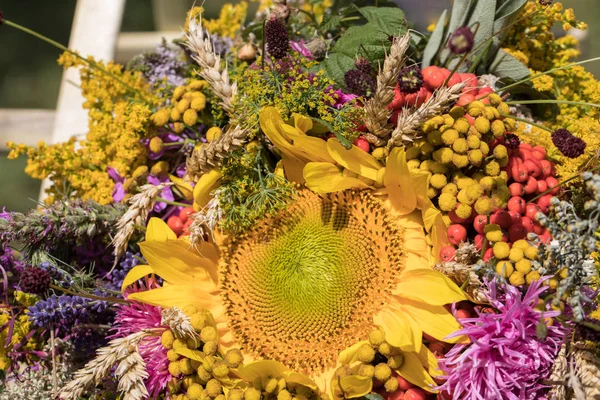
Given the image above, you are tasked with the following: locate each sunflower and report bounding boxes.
[123,182,465,398]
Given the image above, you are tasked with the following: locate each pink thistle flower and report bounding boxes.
[438,279,566,400]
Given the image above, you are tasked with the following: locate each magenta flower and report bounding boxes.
[438,279,566,400]
[110,301,171,398]
[290,40,313,59]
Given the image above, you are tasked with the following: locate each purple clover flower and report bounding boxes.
[147,174,175,213]
[438,278,566,400]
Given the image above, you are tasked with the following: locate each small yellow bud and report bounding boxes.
[191,95,207,111]
[373,363,392,381]
[456,203,473,219]
[206,379,223,397]
[387,354,404,369]
[203,340,218,355]
[177,98,191,114]
[384,377,399,393]
[495,261,514,278]
[515,259,532,275]
[474,117,491,134]
[493,242,510,259]
[442,183,458,195]
[169,361,182,376]
[151,161,170,176]
[378,342,392,356]
[180,358,194,375]
[244,388,261,400]
[152,108,171,126]
[509,271,525,286]
[438,193,457,212]
[188,383,204,400]
[372,147,389,160]
[173,122,185,133]
[173,86,186,101]
[526,270,541,284]
[442,129,459,145]
[224,348,244,368]
[171,108,181,121]
[509,247,524,263]
[513,239,529,250]
[357,344,376,363]
[524,246,538,260]
[212,360,229,378]
[430,173,448,189]
[358,364,375,378]
[183,109,199,126]
[162,330,175,349]
[452,153,469,168]
[405,145,421,160]
[491,120,505,138]
[149,136,164,153]
[187,80,208,90]
[132,165,149,179]
[228,389,245,400]
[206,127,222,143]
[200,326,218,342]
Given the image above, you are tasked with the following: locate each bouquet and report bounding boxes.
[1,1,599,399]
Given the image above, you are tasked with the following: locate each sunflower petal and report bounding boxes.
[194,169,222,209]
[373,308,421,353]
[327,139,381,181]
[145,217,177,242]
[417,345,443,378]
[170,174,194,201]
[338,341,370,365]
[395,351,437,392]
[126,283,218,310]
[121,265,154,291]
[292,113,313,133]
[400,298,465,343]
[394,269,466,305]
[285,372,318,391]
[175,347,207,362]
[338,375,373,399]
[304,162,370,193]
[139,240,218,285]
[384,148,417,215]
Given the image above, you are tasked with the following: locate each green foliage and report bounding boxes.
[218,146,296,234]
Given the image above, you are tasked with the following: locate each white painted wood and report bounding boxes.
[0,109,55,150]
[40,0,126,200]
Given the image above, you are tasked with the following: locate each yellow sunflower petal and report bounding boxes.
[175,347,207,362]
[338,375,373,399]
[170,174,194,201]
[285,372,319,391]
[373,307,421,353]
[338,340,370,365]
[121,264,154,291]
[193,169,222,208]
[292,113,313,133]
[139,240,218,285]
[327,139,381,181]
[237,359,318,390]
[395,351,437,392]
[287,133,335,163]
[417,345,444,378]
[394,269,466,305]
[384,148,417,215]
[304,162,371,193]
[400,298,465,344]
[126,283,218,310]
[145,217,177,242]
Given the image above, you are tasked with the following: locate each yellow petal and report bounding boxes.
[384,148,417,215]
[145,217,177,242]
[338,341,370,365]
[373,307,421,353]
[395,351,437,392]
[293,113,313,133]
[193,241,220,266]
[193,169,222,209]
[127,283,218,310]
[139,240,218,285]
[304,162,370,193]
[260,107,295,150]
[121,264,154,291]
[285,372,319,391]
[175,347,207,362]
[417,345,444,378]
[170,174,194,201]
[394,269,466,305]
[287,133,335,164]
[327,139,381,181]
[400,298,465,344]
[338,375,373,399]
[430,211,451,265]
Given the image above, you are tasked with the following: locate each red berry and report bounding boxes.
[448,208,470,224]
[388,390,405,400]
[536,179,548,194]
[525,204,541,220]
[447,224,468,245]
[540,159,554,177]
[167,216,184,236]
[508,210,522,225]
[473,214,488,234]
[512,166,529,183]
[509,182,524,197]
[426,71,446,91]
[424,90,433,102]
[476,87,494,104]
[521,216,535,233]
[532,146,547,160]
[422,65,438,81]
[491,209,512,230]
[439,246,456,262]
[546,176,560,195]
[483,248,494,261]
[524,159,542,178]
[539,230,552,244]
[537,194,553,213]
[404,387,429,400]
[533,222,545,235]
[457,93,475,107]
[474,234,485,250]
[447,73,462,87]
[390,109,401,126]
[389,85,405,109]
[459,73,478,94]
[519,142,533,150]
[455,308,473,319]
[465,114,475,125]
[396,375,415,391]
[508,196,526,214]
[353,136,370,152]
[524,176,538,195]
[179,206,195,224]
[508,224,528,242]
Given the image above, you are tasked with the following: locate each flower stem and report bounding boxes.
[499,113,553,133]
[49,283,129,305]
[156,197,190,207]
[3,19,150,103]
[505,99,600,109]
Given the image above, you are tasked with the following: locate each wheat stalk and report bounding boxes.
[161,307,199,341]
[387,82,465,148]
[112,183,172,264]
[185,125,248,181]
[184,11,237,114]
[188,192,223,244]
[58,331,151,400]
[363,33,411,146]
[116,351,149,400]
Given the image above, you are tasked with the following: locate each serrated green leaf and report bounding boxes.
[320,14,342,32]
[488,48,530,80]
[315,52,355,87]
[357,6,406,33]
[422,9,448,68]
[332,22,391,60]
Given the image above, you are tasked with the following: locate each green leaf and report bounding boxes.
[364,394,385,400]
[320,14,342,32]
[488,48,530,80]
[332,22,391,60]
[315,52,355,87]
[447,0,474,34]
[492,0,527,53]
[357,6,406,33]
[422,9,448,68]
[310,0,324,4]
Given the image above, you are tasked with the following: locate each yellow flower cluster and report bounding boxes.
[8,52,158,204]
[406,96,513,219]
[492,240,541,286]
[0,291,40,371]
[504,1,600,179]
[185,2,248,39]
[151,79,209,133]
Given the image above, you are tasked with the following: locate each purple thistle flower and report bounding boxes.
[448,26,475,54]
[438,279,566,400]
[110,302,171,398]
[551,128,586,158]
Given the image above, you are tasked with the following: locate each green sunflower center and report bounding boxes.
[220,190,405,374]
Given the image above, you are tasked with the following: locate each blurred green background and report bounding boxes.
[0,0,598,212]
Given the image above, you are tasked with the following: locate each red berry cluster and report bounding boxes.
[166,206,195,237]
